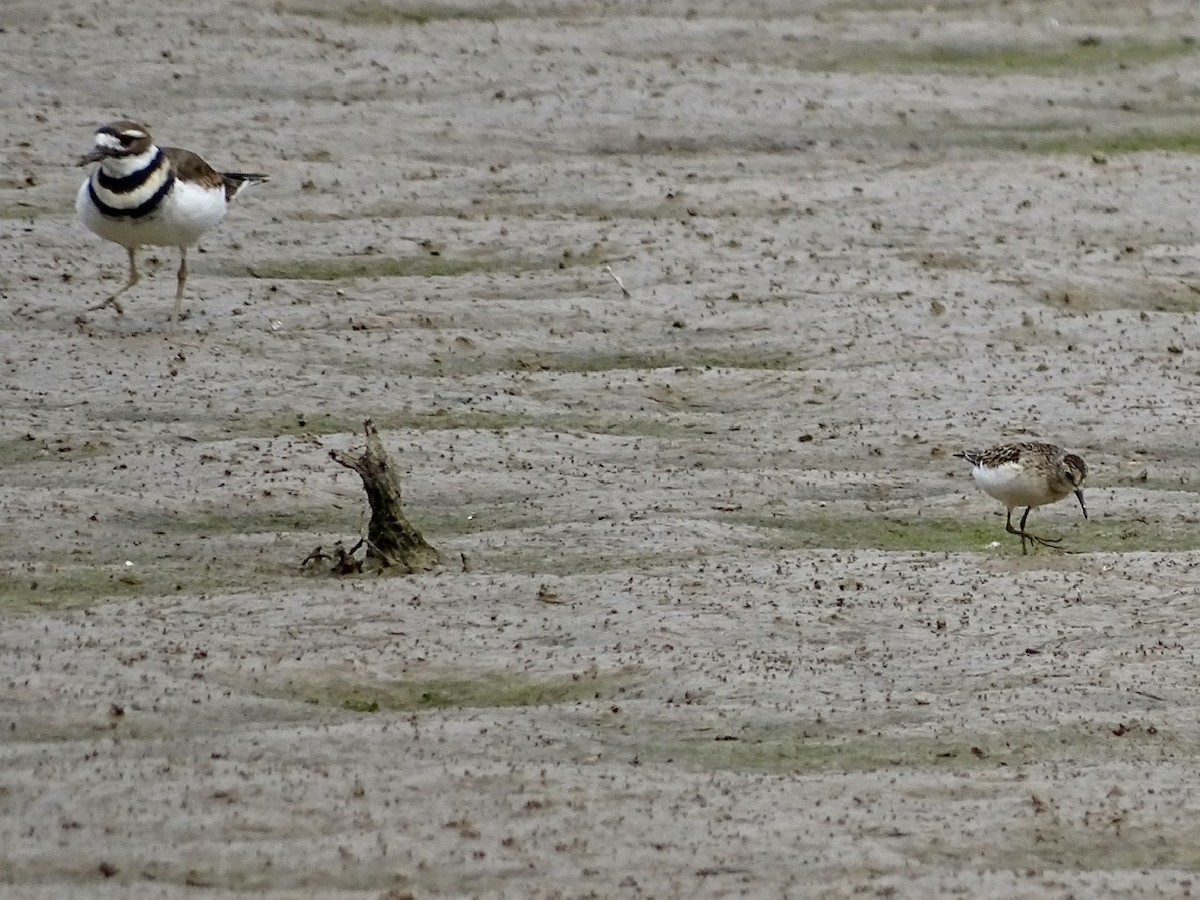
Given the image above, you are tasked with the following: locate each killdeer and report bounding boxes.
[76,120,268,327]
[955,442,1088,553]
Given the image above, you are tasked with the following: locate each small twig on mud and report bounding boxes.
[1131,689,1167,702]
[331,540,363,575]
[300,540,365,575]
[604,265,632,298]
[300,546,329,569]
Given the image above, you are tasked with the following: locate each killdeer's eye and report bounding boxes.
[118,134,135,147]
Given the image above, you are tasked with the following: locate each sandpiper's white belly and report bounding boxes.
[972,461,1066,509]
[76,177,227,249]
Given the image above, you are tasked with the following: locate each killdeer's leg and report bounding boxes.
[171,246,188,329]
[89,246,138,315]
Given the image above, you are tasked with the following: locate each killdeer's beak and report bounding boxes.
[77,147,110,166]
[1075,489,1087,520]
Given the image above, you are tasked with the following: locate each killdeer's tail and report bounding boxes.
[223,172,269,201]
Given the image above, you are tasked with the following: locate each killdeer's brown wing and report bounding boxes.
[163,147,267,201]
[162,146,225,190]
[220,171,269,202]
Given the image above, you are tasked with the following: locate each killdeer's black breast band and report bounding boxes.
[97,150,164,193]
[88,172,175,220]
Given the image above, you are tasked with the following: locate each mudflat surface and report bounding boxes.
[4,1,1200,897]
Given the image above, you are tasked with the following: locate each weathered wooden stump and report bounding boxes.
[327,419,440,573]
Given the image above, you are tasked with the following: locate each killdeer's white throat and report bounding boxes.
[76,120,268,327]
[955,441,1089,554]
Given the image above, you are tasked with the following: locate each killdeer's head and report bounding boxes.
[77,121,154,167]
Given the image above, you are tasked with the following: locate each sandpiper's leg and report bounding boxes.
[1005,508,1029,555]
[89,246,138,315]
[1014,506,1064,552]
[171,247,188,329]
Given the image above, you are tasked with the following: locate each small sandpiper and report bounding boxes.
[956,441,1088,553]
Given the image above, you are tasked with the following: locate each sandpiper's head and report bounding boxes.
[1061,453,1088,519]
[77,120,153,167]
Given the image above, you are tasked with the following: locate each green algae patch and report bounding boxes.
[621,719,1179,776]
[839,38,1194,76]
[289,1,523,26]
[735,512,1200,554]
[275,668,634,713]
